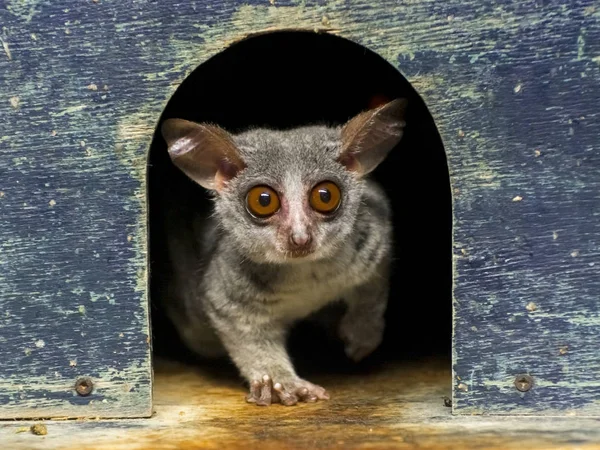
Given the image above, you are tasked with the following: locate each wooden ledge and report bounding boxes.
[2,358,599,449]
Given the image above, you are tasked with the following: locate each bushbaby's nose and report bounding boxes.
[290,230,312,248]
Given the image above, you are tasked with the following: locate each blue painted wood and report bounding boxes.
[0,0,154,418]
[0,0,598,417]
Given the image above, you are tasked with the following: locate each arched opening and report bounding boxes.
[148,31,451,388]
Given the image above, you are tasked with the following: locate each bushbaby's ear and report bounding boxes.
[338,98,407,176]
[161,119,246,191]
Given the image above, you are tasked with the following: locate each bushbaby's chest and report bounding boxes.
[264,261,362,322]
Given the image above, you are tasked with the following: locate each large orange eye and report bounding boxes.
[310,181,341,214]
[246,185,280,218]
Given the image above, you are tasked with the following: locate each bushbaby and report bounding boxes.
[159,99,407,406]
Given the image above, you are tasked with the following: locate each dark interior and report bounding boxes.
[148,31,451,376]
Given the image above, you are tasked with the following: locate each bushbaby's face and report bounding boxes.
[161,98,406,264]
[214,127,363,263]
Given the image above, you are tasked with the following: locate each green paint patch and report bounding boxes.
[50,104,88,117]
[577,29,586,60]
[5,0,43,22]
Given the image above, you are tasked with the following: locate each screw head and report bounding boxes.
[75,377,94,396]
[514,374,534,392]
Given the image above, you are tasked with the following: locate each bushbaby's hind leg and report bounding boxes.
[178,315,228,358]
[339,265,389,362]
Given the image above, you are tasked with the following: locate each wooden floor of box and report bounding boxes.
[2,358,600,449]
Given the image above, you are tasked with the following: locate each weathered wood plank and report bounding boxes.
[0,0,598,417]
[1,360,600,449]
[0,0,154,418]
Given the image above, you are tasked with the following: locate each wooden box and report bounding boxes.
[0,0,598,419]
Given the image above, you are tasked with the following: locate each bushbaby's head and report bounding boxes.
[161,99,406,264]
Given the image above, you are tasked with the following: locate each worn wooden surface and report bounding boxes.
[1,0,599,418]
[0,0,154,418]
[1,359,600,449]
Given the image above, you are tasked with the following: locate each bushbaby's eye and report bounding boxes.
[310,181,341,214]
[246,185,280,218]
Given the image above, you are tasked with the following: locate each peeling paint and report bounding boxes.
[5,0,43,22]
[0,36,12,60]
[0,0,598,420]
[50,104,87,117]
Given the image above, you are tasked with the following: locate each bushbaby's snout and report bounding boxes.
[289,230,312,248]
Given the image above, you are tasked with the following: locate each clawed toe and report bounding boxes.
[246,375,274,406]
[273,382,298,406]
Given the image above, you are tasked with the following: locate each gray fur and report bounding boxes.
[158,100,405,405]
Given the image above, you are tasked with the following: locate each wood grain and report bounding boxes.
[1,360,600,450]
[0,0,598,417]
[0,0,154,418]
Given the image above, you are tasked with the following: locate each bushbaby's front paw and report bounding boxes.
[339,316,384,362]
[245,375,330,406]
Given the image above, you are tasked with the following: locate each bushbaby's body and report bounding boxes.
[159,100,406,405]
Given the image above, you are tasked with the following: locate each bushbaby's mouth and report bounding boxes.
[284,249,314,259]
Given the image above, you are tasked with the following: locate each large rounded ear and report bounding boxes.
[161,119,246,191]
[338,98,407,176]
